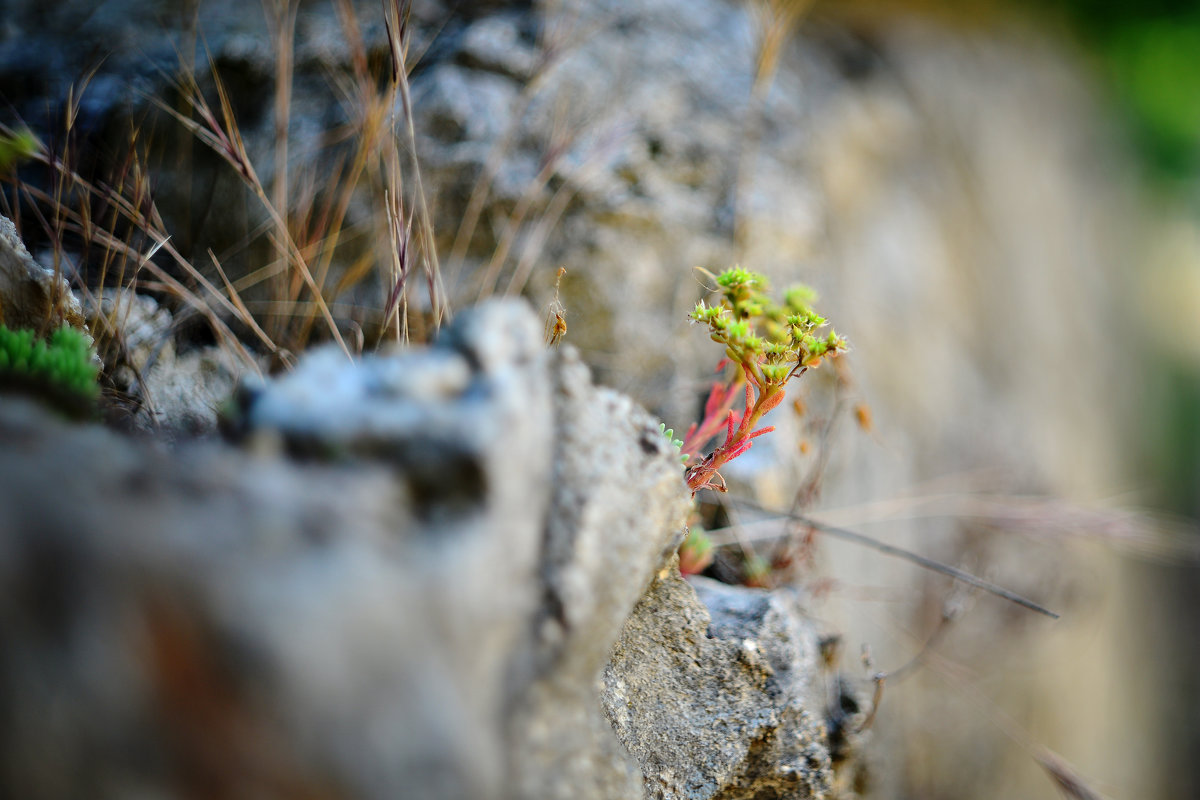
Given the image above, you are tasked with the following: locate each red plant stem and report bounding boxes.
[682,381,740,456]
[685,366,786,493]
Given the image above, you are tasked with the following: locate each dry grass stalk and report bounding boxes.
[1034,748,1111,800]
[2,0,598,383]
[1,120,264,372]
[128,0,447,356]
[264,0,299,343]
[750,0,814,94]
[156,61,350,358]
[384,0,449,335]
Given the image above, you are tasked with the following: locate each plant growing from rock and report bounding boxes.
[673,266,845,574]
[682,267,846,494]
[671,270,1063,620]
[0,323,99,412]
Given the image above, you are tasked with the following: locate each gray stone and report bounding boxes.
[0,214,86,335]
[87,290,175,379]
[506,342,694,800]
[413,64,522,156]
[0,300,556,800]
[85,289,242,441]
[137,345,243,441]
[605,573,834,800]
[3,301,835,800]
[458,13,541,81]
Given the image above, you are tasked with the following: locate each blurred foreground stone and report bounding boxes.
[0,214,85,334]
[0,301,840,800]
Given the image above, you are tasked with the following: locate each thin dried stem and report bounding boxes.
[155,60,350,357]
[264,0,299,340]
[387,0,448,329]
[714,498,1061,619]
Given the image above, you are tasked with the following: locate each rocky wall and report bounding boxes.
[0,295,844,799]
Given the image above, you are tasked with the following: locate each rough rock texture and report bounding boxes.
[504,343,696,800]
[87,289,242,439]
[0,214,85,334]
[0,300,835,799]
[606,573,833,800]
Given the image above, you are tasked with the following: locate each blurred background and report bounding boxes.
[801,3,1200,798]
[3,0,1200,798]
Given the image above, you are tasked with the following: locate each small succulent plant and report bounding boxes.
[682,267,846,495]
[674,267,846,577]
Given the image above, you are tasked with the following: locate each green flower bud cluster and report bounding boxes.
[691,267,847,390]
[0,324,99,400]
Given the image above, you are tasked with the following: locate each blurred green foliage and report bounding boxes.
[0,129,38,173]
[1156,367,1200,515]
[1043,2,1200,526]
[1044,0,1200,178]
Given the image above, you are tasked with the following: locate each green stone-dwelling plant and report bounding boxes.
[0,323,100,407]
[673,266,847,573]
